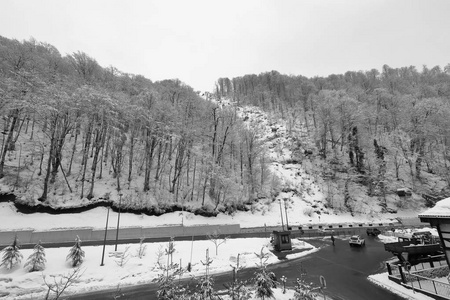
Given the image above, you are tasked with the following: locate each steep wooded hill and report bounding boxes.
[0,36,275,215]
[214,68,450,214]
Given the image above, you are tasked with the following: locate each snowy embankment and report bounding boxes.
[0,237,317,299]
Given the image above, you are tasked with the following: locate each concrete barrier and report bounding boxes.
[0,230,33,246]
[240,226,282,233]
[142,225,184,238]
[30,228,93,244]
[0,223,241,246]
[184,224,241,236]
[91,228,117,241]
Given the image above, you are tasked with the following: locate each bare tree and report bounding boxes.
[43,267,84,300]
[207,230,229,255]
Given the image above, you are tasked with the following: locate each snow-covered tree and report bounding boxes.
[24,240,46,272]
[66,236,85,267]
[253,247,276,300]
[254,268,276,300]
[1,235,23,270]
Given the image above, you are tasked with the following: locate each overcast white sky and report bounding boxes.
[1,0,449,92]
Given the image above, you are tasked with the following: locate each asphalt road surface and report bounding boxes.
[280,237,404,300]
[68,236,405,300]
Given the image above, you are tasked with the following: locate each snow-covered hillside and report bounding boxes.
[214,98,425,225]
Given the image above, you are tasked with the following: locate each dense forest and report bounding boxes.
[1,35,450,216]
[0,36,273,214]
[215,64,450,212]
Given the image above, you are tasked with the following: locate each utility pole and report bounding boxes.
[115,192,123,251]
[284,199,289,230]
[100,207,110,266]
[279,200,285,231]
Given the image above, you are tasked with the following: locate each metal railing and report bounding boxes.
[388,259,447,276]
[405,272,450,298]
[388,263,450,298]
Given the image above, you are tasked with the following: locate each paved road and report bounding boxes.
[285,237,403,300]
[67,236,404,300]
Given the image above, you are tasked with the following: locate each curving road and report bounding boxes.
[68,236,404,300]
[282,237,403,300]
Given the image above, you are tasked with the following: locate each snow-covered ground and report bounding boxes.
[0,237,317,299]
[0,102,440,299]
[0,206,437,300]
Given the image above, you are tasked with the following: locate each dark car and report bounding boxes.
[366,228,381,236]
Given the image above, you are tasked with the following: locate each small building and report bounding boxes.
[418,197,450,266]
[396,188,412,197]
[272,230,292,251]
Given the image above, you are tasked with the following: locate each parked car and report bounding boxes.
[349,235,365,247]
[366,228,381,236]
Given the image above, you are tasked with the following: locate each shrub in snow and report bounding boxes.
[136,237,147,259]
[303,207,314,217]
[115,246,130,267]
[292,277,317,300]
[66,236,85,267]
[1,235,23,270]
[292,264,317,300]
[24,241,46,272]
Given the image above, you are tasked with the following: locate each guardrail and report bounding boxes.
[388,263,450,299]
[405,270,450,299]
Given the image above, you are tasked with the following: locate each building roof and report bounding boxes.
[419,197,450,218]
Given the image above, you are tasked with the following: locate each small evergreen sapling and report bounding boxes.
[254,247,277,300]
[66,236,85,267]
[24,241,46,272]
[1,235,23,270]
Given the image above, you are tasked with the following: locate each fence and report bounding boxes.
[405,271,450,299]
[389,259,447,275]
[388,263,450,299]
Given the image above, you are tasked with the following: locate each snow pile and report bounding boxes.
[378,227,438,244]
[0,237,317,299]
[419,197,450,218]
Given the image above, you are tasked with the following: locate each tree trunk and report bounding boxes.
[67,127,78,176]
[143,135,156,192]
[127,127,136,186]
[80,120,93,199]
[38,117,58,202]
[191,157,197,202]
[87,120,107,199]
[0,112,18,178]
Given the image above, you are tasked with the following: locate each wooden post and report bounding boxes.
[398,266,406,283]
